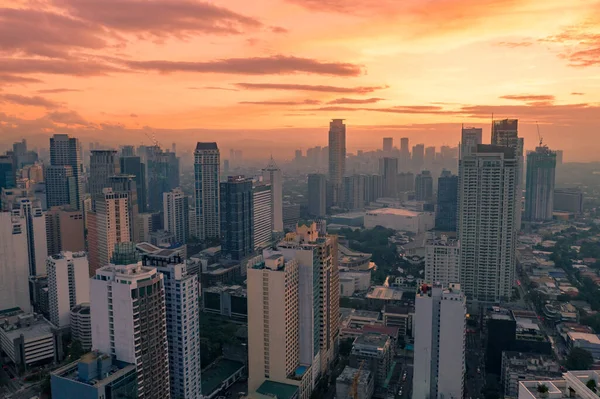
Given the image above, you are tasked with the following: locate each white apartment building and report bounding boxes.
[413,283,466,399]
[70,303,92,351]
[253,182,273,250]
[262,157,283,232]
[424,236,460,287]
[145,253,201,399]
[91,260,170,398]
[0,211,31,312]
[518,370,600,399]
[47,251,90,328]
[194,142,220,240]
[163,188,190,244]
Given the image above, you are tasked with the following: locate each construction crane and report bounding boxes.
[350,360,365,399]
[536,121,543,147]
[143,130,161,148]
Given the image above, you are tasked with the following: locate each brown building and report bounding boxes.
[46,207,85,256]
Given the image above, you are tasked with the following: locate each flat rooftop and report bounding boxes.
[353,332,390,349]
[201,358,244,396]
[567,332,600,344]
[366,208,420,217]
[366,286,403,301]
[1,315,55,341]
[337,366,371,385]
[256,380,299,399]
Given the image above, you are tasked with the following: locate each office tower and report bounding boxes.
[223,159,230,176]
[379,157,398,198]
[87,188,131,276]
[50,134,84,210]
[121,145,135,157]
[436,170,459,232]
[524,146,556,222]
[382,137,393,152]
[45,165,78,209]
[415,170,434,201]
[555,150,564,165]
[13,198,48,276]
[425,146,436,165]
[412,144,425,171]
[283,202,301,230]
[109,175,139,243]
[424,236,460,286]
[20,162,44,183]
[145,147,180,213]
[144,253,200,399]
[343,175,365,210]
[554,188,584,214]
[262,157,283,232]
[89,150,120,198]
[363,174,383,204]
[397,172,415,193]
[248,254,312,399]
[163,188,190,245]
[90,247,170,399]
[221,176,254,260]
[460,127,483,158]
[47,251,90,328]
[308,174,327,217]
[46,207,85,255]
[0,155,16,194]
[136,213,155,243]
[70,303,92,351]
[295,149,303,162]
[400,137,409,154]
[120,156,147,213]
[194,142,221,241]
[459,145,518,302]
[328,119,346,207]
[413,283,466,399]
[253,183,273,250]
[0,211,31,312]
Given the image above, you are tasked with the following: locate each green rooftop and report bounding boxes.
[256,380,299,399]
[200,358,244,396]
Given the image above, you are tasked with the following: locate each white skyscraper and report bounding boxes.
[194,142,220,240]
[0,211,31,312]
[163,188,190,244]
[424,235,460,287]
[459,144,518,302]
[413,283,466,399]
[253,182,273,250]
[262,157,283,232]
[47,252,90,328]
[144,253,200,399]
[91,247,170,399]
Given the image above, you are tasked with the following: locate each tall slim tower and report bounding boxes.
[415,170,434,202]
[262,157,283,232]
[328,119,346,207]
[379,157,398,198]
[458,144,518,302]
[50,134,83,210]
[194,143,220,241]
[0,211,32,312]
[307,174,327,217]
[220,176,254,260]
[460,127,483,158]
[399,137,410,169]
[109,174,139,244]
[163,188,190,245]
[47,251,90,328]
[382,137,393,153]
[525,146,556,222]
[435,170,459,232]
[120,155,147,213]
[253,182,273,250]
[89,150,120,198]
[412,144,425,171]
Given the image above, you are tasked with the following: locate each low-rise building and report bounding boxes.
[203,284,248,321]
[364,207,434,234]
[566,332,600,360]
[70,303,92,351]
[382,305,413,337]
[0,313,58,369]
[349,333,393,396]
[336,366,374,399]
[501,352,561,399]
[365,286,404,308]
[340,308,382,340]
[518,370,600,398]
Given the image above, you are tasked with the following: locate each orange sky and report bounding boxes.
[1,0,600,160]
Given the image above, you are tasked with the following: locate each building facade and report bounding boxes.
[308,174,327,217]
[328,119,346,207]
[194,142,221,241]
[47,252,90,328]
[424,236,460,287]
[163,188,190,245]
[89,150,120,199]
[415,170,434,202]
[379,157,398,198]
[435,170,458,232]
[50,134,83,210]
[46,207,85,255]
[220,176,254,260]
[70,303,92,351]
[525,146,557,222]
[120,155,147,213]
[0,211,32,312]
[262,157,284,231]
[253,182,273,250]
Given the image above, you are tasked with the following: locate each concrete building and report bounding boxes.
[163,188,190,245]
[501,352,560,399]
[435,170,458,232]
[460,127,483,158]
[135,212,154,243]
[263,157,284,231]
[525,146,557,222]
[108,174,139,244]
[221,176,254,261]
[89,150,120,198]
[379,157,398,198]
[0,313,58,369]
[382,137,393,153]
[349,333,392,393]
[412,144,425,171]
[90,251,170,399]
[283,202,301,230]
[203,284,248,321]
[518,370,600,399]
[46,207,85,255]
[45,165,78,209]
[51,352,138,399]
[328,119,346,207]
[253,182,273,250]
[70,303,92,351]
[308,174,327,217]
[50,134,84,210]
[413,283,466,399]
[336,366,374,399]
[47,252,90,328]
[344,174,366,210]
[554,188,584,215]
[364,174,384,204]
[565,332,600,360]
[459,144,519,302]
[424,235,460,287]
[364,207,434,233]
[120,155,147,212]
[382,305,413,337]
[194,142,221,241]
[415,170,433,202]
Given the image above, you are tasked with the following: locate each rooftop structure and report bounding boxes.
[518,370,600,398]
[0,312,57,368]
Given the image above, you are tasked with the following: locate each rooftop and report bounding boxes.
[201,358,244,396]
[353,332,390,350]
[366,208,421,217]
[366,286,404,301]
[204,284,247,297]
[255,380,298,399]
[0,314,55,341]
[337,366,372,385]
[52,352,136,387]
[195,142,218,151]
[567,332,600,345]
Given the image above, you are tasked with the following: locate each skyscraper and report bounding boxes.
[45,165,77,209]
[412,144,425,171]
[399,137,410,169]
[90,247,170,399]
[424,146,436,166]
[194,142,220,241]
[0,211,32,312]
[163,188,190,245]
[120,156,147,213]
[343,175,365,210]
[525,146,556,222]
[328,119,346,207]
[308,174,327,217]
[413,283,466,399]
[363,174,383,204]
[46,207,85,255]
[459,145,518,302]
[220,176,254,260]
[109,175,139,243]
[415,170,434,202]
[89,150,120,198]
[382,137,393,152]
[50,134,83,210]
[15,198,48,276]
[397,172,415,193]
[47,251,90,328]
[424,236,460,286]
[145,147,180,213]
[435,170,459,232]
[379,157,398,198]
[253,183,273,250]
[0,155,16,195]
[460,127,483,158]
[262,157,283,231]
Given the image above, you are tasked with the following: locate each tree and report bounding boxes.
[537,383,549,393]
[565,347,594,371]
[67,340,84,361]
[586,379,597,392]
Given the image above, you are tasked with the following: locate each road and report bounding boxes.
[465,330,486,399]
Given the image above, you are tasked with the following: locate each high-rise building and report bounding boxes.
[120,156,147,213]
[425,146,436,166]
[459,145,518,302]
[308,174,327,217]
[50,134,83,210]
[382,137,393,153]
[70,303,92,351]
[163,188,190,245]
[143,253,200,399]
[399,137,410,169]
[283,202,301,231]
[364,174,383,204]
[87,188,131,276]
[412,144,425,171]
[460,127,483,158]
[555,150,564,165]
[45,165,77,210]
[194,142,220,241]
[343,175,365,210]
[424,236,460,286]
[47,252,90,328]
[525,146,556,222]
[143,147,180,213]
[0,211,32,312]
[379,157,398,198]
[262,157,283,231]
[0,155,16,196]
[109,175,139,243]
[413,283,466,399]
[397,172,415,193]
[89,150,120,198]
[415,170,434,202]
[554,188,584,214]
[220,176,254,260]
[15,198,47,276]
[46,207,85,256]
[91,248,170,399]
[436,170,459,232]
[328,119,346,207]
[253,183,273,250]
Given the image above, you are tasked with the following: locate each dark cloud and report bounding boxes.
[309,105,451,114]
[239,99,321,105]
[571,92,585,96]
[0,57,123,76]
[45,110,90,126]
[327,97,384,104]
[270,26,289,34]
[236,83,387,93]
[0,74,43,85]
[500,94,556,102]
[37,88,82,94]
[189,86,240,91]
[0,93,59,108]
[124,55,362,76]
[130,113,138,118]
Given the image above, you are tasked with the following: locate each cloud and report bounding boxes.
[45,110,89,126]
[37,88,82,94]
[130,113,138,118]
[309,105,452,114]
[0,74,43,85]
[235,83,387,94]
[239,99,321,105]
[0,57,124,76]
[571,92,585,96]
[327,97,384,104]
[57,0,262,36]
[539,23,600,67]
[0,94,59,108]
[189,86,240,91]
[496,41,534,48]
[124,55,362,76]
[500,94,556,102]
[270,26,289,34]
